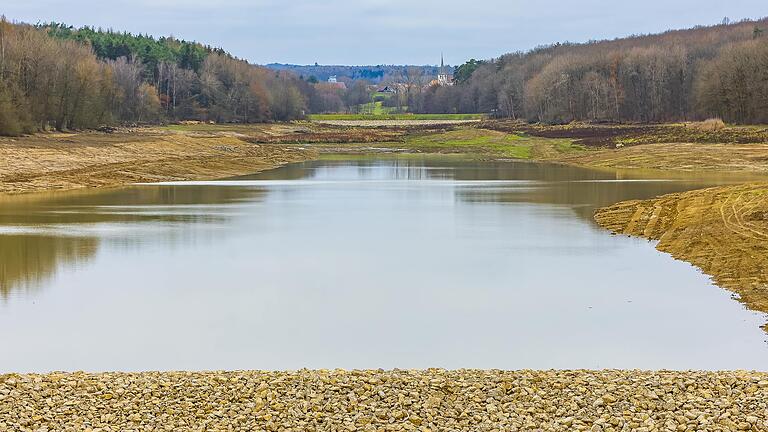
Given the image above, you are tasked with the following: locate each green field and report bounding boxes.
[403,129,584,159]
[356,101,399,116]
[308,113,486,121]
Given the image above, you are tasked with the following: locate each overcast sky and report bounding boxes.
[3,0,765,65]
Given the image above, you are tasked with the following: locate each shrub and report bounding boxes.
[688,118,726,132]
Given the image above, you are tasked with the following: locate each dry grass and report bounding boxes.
[481,120,768,147]
[688,118,727,132]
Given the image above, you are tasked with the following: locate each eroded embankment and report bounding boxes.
[0,131,315,194]
[595,183,768,330]
[1,370,767,431]
[559,142,768,173]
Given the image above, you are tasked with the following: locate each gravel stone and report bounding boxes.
[1,369,767,431]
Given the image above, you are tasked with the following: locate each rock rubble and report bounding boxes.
[1,369,767,431]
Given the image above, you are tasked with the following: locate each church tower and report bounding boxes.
[437,53,453,86]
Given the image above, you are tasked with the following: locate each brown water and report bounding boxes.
[1,156,766,372]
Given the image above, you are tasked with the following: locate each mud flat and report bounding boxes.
[1,370,767,431]
[0,130,315,194]
[559,142,768,173]
[595,182,768,331]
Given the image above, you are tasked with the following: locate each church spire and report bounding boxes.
[437,53,452,86]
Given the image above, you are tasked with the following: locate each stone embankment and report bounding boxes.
[2,369,767,431]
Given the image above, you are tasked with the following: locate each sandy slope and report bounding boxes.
[0,130,315,194]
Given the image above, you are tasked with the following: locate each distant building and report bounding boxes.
[437,53,454,86]
[326,75,347,89]
[377,86,397,94]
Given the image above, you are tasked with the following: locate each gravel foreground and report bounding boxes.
[2,370,767,432]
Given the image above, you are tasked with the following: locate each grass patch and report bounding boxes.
[554,140,586,153]
[309,113,485,121]
[357,101,399,116]
[402,129,582,159]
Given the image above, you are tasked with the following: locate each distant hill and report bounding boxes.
[265,64,443,84]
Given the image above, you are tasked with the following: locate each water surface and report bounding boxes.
[1,157,766,371]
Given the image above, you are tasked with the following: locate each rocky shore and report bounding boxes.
[2,369,767,431]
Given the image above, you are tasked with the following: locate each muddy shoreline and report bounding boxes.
[0,129,316,195]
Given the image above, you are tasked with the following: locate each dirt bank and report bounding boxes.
[595,183,768,330]
[0,130,316,194]
[2,370,767,431]
[558,142,768,173]
[482,120,768,148]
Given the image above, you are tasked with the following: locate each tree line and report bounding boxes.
[0,19,308,136]
[415,18,768,124]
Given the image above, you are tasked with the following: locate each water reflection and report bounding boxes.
[0,235,97,300]
[241,158,762,222]
[1,157,762,302]
[1,156,767,372]
[0,185,267,298]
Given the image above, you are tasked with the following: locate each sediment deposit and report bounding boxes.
[0,130,314,195]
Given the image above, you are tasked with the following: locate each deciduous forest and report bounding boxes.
[418,18,768,124]
[0,19,308,135]
[1,17,767,136]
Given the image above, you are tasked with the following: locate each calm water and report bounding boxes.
[1,156,767,372]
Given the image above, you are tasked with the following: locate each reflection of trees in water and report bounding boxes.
[0,185,268,226]
[234,163,314,181]
[2,158,752,298]
[250,158,725,223]
[244,158,464,182]
[447,159,763,221]
[0,185,268,299]
[0,235,98,300]
[455,180,746,222]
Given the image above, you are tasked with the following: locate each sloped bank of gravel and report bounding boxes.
[1,369,767,431]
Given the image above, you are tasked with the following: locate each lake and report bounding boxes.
[1,156,767,372]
